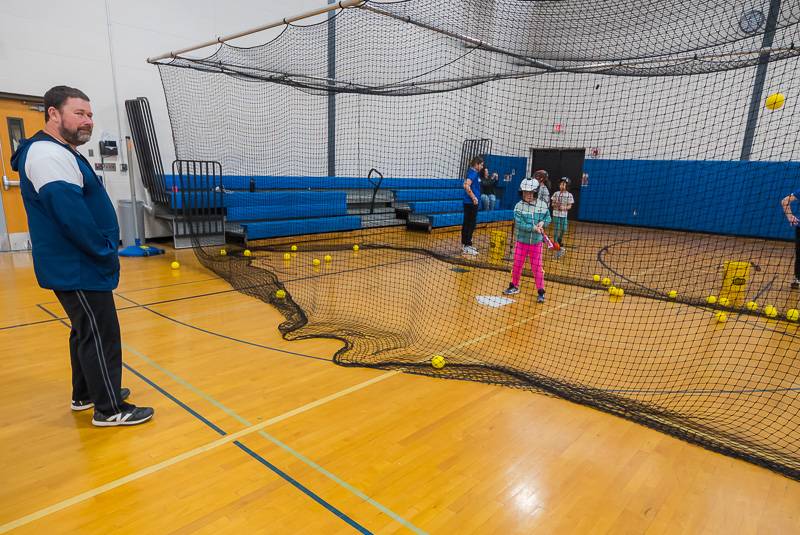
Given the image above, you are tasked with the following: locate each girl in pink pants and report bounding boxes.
[503,176,552,302]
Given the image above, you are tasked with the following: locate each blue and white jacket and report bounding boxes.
[11,131,120,291]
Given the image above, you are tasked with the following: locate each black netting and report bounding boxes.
[159,0,800,95]
[154,0,800,479]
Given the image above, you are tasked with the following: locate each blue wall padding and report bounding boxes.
[579,159,800,240]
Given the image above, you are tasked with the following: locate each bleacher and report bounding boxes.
[161,174,513,243]
[427,209,515,229]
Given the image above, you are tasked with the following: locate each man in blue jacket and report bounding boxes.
[11,86,153,426]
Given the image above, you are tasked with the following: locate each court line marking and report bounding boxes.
[11,243,790,531]
[110,266,599,534]
[125,344,427,535]
[122,361,372,534]
[233,441,371,534]
[0,315,63,331]
[9,275,595,534]
[0,369,399,534]
[4,308,383,533]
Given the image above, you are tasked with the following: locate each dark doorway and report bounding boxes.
[529,148,585,220]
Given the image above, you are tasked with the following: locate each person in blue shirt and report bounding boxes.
[11,86,153,427]
[462,156,484,255]
[781,187,800,289]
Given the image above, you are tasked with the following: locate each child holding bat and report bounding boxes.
[503,178,552,302]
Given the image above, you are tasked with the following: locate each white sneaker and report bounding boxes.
[463,246,478,256]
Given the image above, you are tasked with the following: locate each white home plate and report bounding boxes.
[476,295,514,308]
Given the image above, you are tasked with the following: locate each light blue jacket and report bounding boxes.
[513,199,551,245]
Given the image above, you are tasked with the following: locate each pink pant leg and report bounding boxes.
[529,242,544,289]
[511,242,531,286]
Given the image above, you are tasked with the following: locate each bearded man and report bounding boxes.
[11,86,154,427]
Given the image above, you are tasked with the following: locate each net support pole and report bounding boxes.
[327,0,337,177]
[125,137,141,245]
[104,0,127,170]
[147,0,364,62]
[740,0,783,161]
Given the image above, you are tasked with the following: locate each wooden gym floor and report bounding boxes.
[1,222,799,534]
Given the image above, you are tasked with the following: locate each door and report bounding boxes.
[0,94,45,250]
[530,148,586,220]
